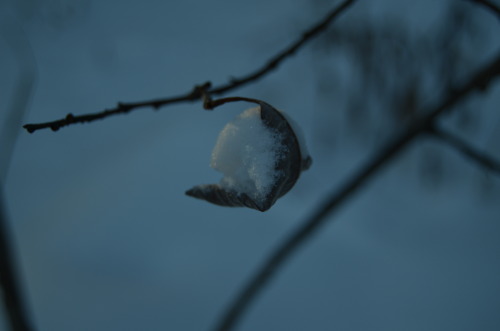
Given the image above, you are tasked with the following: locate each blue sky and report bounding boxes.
[1,0,500,330]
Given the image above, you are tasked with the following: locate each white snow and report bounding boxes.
[210,106,286,201]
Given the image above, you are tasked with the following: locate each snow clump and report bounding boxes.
[210,106,286,201]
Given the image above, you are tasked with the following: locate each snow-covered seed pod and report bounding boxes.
[186,98,311,212]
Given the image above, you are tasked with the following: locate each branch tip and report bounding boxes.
[23,125,35,134]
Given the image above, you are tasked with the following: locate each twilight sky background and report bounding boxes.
[1,0,500,330]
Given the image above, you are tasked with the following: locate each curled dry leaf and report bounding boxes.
[186,98,312,212]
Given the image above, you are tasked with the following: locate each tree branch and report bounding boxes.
[212,53,500,331]
[0,188,33,331]
[23,0,356,133]
[429,125,500,175]
[0,17,36,331]
[466,0,500,20]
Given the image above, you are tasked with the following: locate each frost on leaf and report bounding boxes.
[186,99,312,212]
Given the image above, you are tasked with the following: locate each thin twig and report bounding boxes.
[212,53,500,331]
[429,125,500,175]
[466,0,500,20]
[22,83,210,133]
[23,0,356,133]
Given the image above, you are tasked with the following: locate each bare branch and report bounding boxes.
[23,83,211,133]
[0,17,36,331]
[23,0,356,133]
[212,53,500,331]
[429,125,500,175]
[466,0,500,19]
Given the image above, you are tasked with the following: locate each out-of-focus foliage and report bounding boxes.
[310,1,498,190]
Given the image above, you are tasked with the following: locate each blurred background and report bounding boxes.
[1,0,499,330]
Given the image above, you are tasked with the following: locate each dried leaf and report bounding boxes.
[186,98,312,212]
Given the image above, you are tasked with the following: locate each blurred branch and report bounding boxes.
[0,188,33,331]
[0,18,37,181]
[429,126,500,175]
[23,0,356,133]
[212,53,500,331]
[466,0,500,19]
[0,17,36,331]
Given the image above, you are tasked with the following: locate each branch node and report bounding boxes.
[430,126,500,175]
[117,102,133,112]
[191,82,214,110]
[23,125,35,134]
[192,81,212,96]
[423,121,437,135]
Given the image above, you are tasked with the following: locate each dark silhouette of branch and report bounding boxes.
[0,17,36,331]
[466,0,500,19]
[23,0,356,133]
[429,126,500,175]
[212,53,500,331]
[0,188,33,331]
